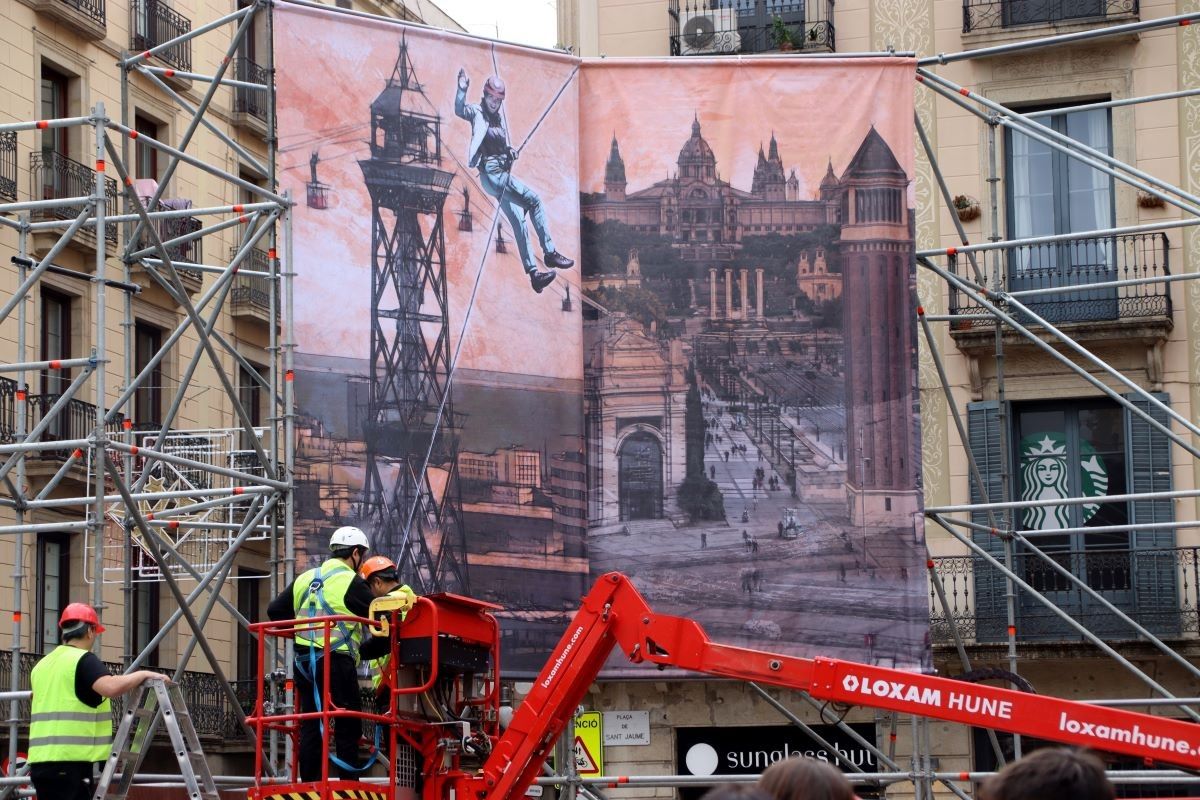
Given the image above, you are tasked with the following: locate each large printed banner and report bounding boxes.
[275,6,586,674]
[579,59,928,674]
[275,3,928,676]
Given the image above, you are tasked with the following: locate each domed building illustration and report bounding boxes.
[583,116,836,249]
[581,116,919,530]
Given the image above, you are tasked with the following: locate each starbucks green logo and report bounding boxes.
[1019,433,1108,530]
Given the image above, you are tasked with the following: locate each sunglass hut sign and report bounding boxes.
[676,724,877,798]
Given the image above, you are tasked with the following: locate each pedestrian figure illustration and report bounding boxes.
[777,521,784,538]
[751,538,759,553]
[709,465,716,480]
[839,563,846,583]
[701,531,708,549]
[455,68,574,294]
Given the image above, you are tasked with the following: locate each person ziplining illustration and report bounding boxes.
[455,68,574,294]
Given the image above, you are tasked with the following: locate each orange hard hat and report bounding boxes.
[360,555,397,582]
[60,602,105,633]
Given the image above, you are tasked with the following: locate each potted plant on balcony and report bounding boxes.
[771,16,797,51]
[1137,191,1166,210]
[952,194,981,222]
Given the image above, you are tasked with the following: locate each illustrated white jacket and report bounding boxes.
[455,82,510,170]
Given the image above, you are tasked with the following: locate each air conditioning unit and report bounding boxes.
[679,6,741,55]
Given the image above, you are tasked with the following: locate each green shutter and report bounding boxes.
[967,400,1010,643]
[1123,392,1179,637]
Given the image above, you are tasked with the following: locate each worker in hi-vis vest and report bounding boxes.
[28,603,165,800]
[267,526,391,782]
[358,556,417,705]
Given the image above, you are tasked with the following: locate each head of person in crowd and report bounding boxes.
[758,756,857,800]
[980,747,1114,800]
[699,785,774,800]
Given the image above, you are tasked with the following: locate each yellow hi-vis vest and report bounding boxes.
[28,645,112,763]
[369,654,390,693]
[293,558,363,663]
[369,584,415,693]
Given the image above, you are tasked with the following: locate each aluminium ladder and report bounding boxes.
[93,680,219,800]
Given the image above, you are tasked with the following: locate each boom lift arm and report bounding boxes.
[248,572,1200,800]
[467,572,1200,800]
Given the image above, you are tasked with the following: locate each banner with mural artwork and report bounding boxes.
[579,59,929,673]
[274,5,586,674]
[276,2,926,675]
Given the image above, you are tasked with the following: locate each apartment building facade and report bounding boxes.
[557,1,1200,796]
[0,0,460,771]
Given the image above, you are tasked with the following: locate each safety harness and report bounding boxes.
[293,559,379,774]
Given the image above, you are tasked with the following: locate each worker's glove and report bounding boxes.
[507,147,520,163]
[393,585,418,615]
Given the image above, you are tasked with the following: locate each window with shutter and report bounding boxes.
[1123,392,1178,637]
[1012,400,1131,639]
[967,400,1010,642]
[967,396,1179,643]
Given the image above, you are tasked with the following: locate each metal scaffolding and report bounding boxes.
[0,0,291,780]
[0,0,1197,797]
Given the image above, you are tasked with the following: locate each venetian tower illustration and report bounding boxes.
[357,37,468,592]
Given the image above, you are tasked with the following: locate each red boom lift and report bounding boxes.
[248,572,1200,800]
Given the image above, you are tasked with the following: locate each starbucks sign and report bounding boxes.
[1019,433,1108,530]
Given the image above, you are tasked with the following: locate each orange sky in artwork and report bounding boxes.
[274,6,581,381]
[579,59,915,201]
[275,5,915,382]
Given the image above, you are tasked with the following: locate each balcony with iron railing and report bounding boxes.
[134,201,204,292]
[232,57,270,134]
[230,246,277,324]
[963,0,1137,33]
[0,131,15,202]
[929,547,1200,646]
[30,151,119,251]
[0,649,256,743]
[947,231,1171,350]
[670,0,835,56]
[130,0,192,73]
[0,378,16,445]
[25,393,125,460]
[16,0,106,39]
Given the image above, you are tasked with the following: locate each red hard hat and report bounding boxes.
[60,602,105,633]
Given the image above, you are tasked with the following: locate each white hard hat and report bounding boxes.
[329,526,369,550]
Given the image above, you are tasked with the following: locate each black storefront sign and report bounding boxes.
[675,724,880,800]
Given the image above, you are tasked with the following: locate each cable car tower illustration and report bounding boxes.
[357,36,468,594]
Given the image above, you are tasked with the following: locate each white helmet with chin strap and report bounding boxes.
[329,525,369,551]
